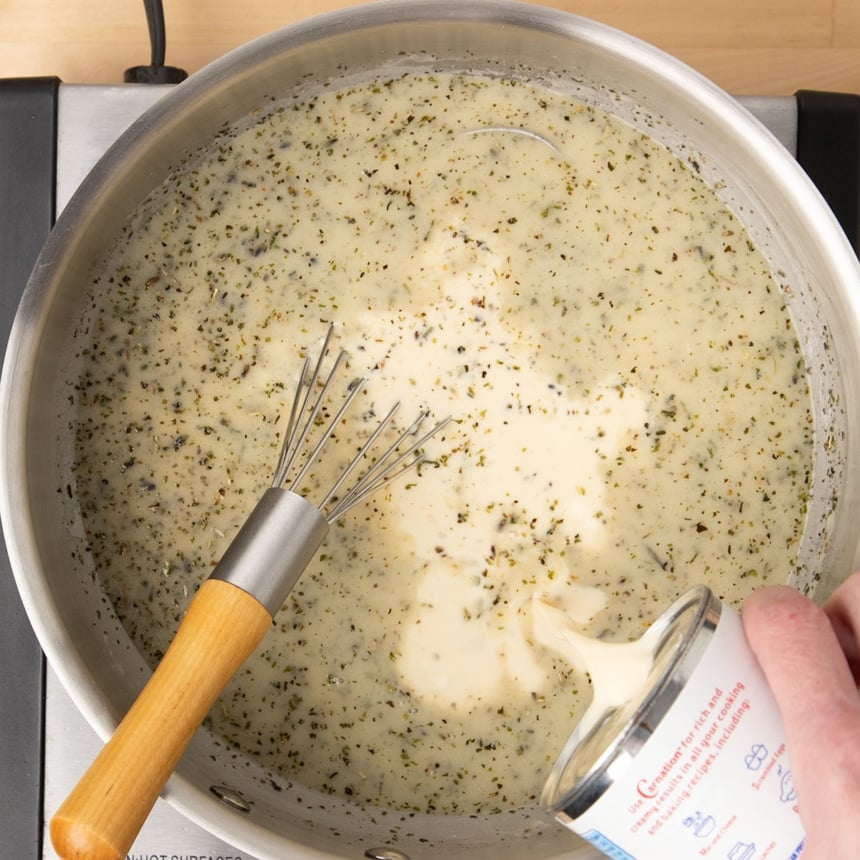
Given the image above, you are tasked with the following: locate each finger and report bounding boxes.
[742,586,860,855]
[742,586,858,742]
[824,570,860,685]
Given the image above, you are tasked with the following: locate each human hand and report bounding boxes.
[741,572,860,859]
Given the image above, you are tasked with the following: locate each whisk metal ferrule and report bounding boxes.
[208,488,328,618]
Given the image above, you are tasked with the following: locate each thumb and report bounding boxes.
[741,585,860,855]
[741,586,858,736]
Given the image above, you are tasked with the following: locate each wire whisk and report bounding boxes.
[50,323,450,860]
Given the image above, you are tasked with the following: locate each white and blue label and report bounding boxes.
[567,607,806,859]
[583,829,637,859]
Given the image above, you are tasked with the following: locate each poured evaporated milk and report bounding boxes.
[67,69,814,815]
[534,596,656,738]
[542,586,805,859]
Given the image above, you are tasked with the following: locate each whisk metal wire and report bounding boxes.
[272,325,449,523]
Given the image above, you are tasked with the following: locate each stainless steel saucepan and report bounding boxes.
[3,2,860,858]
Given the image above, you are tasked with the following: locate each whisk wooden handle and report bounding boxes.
[49,578,272,860]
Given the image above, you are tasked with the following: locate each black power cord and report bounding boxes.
[124,0,188,84]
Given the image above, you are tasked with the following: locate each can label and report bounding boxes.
[571,607,805,859]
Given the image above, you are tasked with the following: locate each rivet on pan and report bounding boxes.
[209,784,251,813]
[363,848,412,860]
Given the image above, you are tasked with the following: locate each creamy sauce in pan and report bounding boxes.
[69,72,813,814]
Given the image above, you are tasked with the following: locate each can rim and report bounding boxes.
[541,584,722,819]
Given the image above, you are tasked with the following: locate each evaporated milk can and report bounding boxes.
[542,585,806,860]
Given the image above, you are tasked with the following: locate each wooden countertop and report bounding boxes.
[2,0,859,96]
